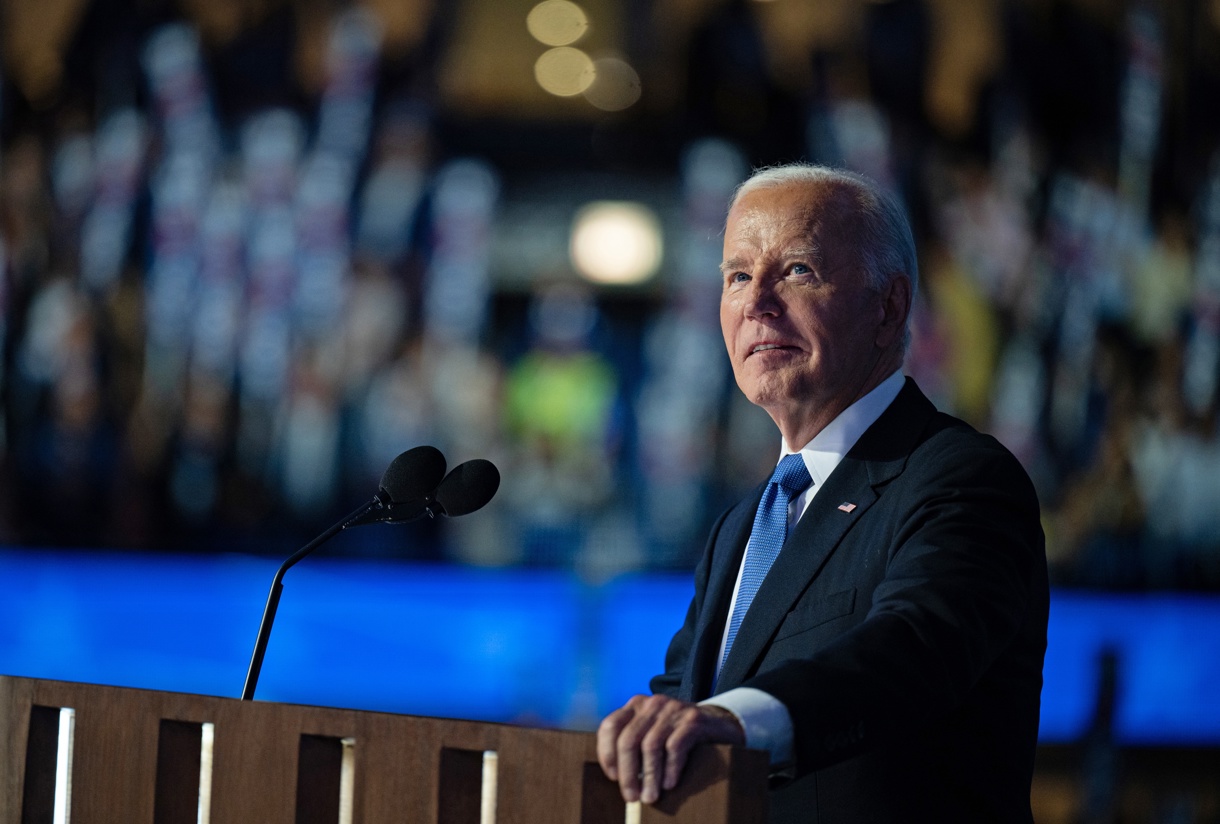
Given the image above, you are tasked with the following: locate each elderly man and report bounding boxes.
[598,164,1048,823]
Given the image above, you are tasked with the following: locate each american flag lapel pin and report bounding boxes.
[837,502,857,513]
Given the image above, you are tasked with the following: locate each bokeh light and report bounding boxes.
[534,47,595,97]
[583,57,641,111]
[526,0,589,47]
[569,201,663,285]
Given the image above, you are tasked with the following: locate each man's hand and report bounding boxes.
[596,694,745,804]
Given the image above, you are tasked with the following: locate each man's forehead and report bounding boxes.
[723,203,846,266]
[727,201,822,241]
[720,232,822,269]
[727,181,856,237]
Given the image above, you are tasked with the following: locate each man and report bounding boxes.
[598,164,1048,822]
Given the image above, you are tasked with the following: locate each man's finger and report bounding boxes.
[637,722,672,804]
[598,696,744,805]
[663,705,746,790]
[661,705,708,791]
[661,707,698,791]
[615,702,661,802]
[596,702,638,780]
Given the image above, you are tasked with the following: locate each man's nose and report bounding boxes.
[743,280,782,318]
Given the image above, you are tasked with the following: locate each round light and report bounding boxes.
[570,201,663,285]
[583,57,642,111]
[526,0,589,47]
[534,47,595,97]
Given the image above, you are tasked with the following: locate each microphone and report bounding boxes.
[346,446,448,527]
[380,445,448,502]
[240,445,448,701]
[433,459,500,516]
[374,458,502,522]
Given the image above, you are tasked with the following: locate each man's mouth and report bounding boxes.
[751,344,790,355]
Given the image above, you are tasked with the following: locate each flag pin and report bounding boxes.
[837,502,857,513]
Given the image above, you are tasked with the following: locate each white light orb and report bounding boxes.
[570,201,663,285]
[534,47,595,97]
[527,1,589,46]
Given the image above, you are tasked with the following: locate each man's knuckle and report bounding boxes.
[641,693,670,711]
[641,727,669,753]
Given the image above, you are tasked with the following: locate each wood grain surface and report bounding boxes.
[1,676,767,824]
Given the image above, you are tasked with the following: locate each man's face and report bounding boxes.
[719,179,902,445]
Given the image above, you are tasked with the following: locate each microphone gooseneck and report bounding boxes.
[241,445,452,701]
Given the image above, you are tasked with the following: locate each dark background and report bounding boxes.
[3,1,1220,818]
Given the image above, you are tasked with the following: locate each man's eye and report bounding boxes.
[790,263,812,276]
[730,271,750,283]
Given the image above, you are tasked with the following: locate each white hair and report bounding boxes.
[730,163,919,301]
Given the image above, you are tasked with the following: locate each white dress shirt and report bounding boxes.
[699,369,905,767]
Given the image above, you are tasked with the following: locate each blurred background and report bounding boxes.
[2,0,1220,819]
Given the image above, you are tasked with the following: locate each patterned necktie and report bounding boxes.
[719,453,812,675]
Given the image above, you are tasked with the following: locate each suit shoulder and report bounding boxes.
[916,407,1014,457]
[911,411,1039,500]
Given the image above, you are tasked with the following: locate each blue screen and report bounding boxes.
[2,548,1218,743]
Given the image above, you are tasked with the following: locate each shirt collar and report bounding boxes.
[780,370,905,489]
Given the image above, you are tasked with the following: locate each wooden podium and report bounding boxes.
[0,676,767,823]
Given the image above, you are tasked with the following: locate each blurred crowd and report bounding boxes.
[2,0,1220,588]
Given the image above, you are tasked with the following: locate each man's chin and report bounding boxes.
[742,386,798,417]
[738,371,801,407]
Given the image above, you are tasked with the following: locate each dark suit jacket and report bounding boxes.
[652,379,1048,823]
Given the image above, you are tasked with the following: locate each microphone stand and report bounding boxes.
[241,496,392,701]
[237,449,494,701]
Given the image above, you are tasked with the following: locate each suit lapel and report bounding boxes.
[682,487,761,701]
[711,379,937,693]
[712,461,880,692]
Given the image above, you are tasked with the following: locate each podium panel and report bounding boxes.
[0,676,767,824]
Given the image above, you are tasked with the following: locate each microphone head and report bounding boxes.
[380,446,447,504]
[433,459,500,517]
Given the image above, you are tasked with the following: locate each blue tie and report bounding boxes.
[719,454,812,675]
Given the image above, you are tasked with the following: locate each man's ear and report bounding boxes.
[875,274,911,349]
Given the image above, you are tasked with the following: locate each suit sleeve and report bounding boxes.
[742,436,1046,775]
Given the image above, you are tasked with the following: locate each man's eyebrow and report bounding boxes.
[785,244,823,265]
[719,257,749,274]
[720,246,823,274]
